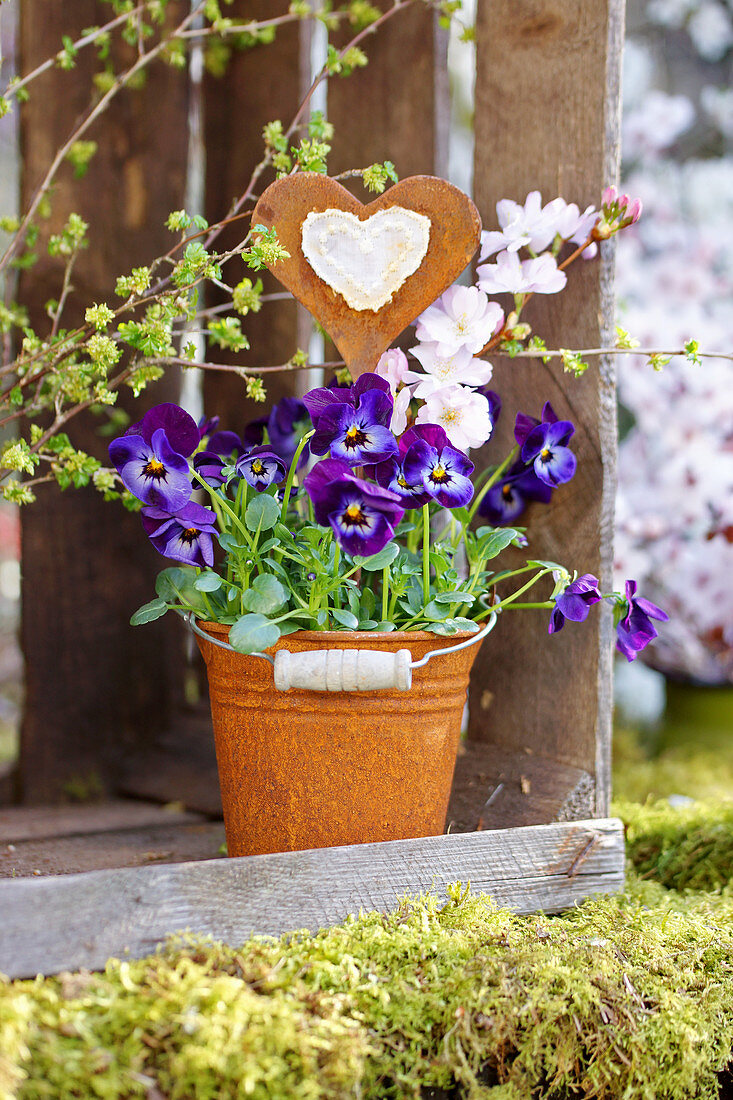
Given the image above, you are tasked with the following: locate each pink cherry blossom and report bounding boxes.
[477,250,567,295]
[406,343,493,397]
[415,385,493,451]
[375,348,410,395]
[415,284,503,356]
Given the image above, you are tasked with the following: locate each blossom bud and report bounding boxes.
[618,193,630,210]
[601,185,617,207]
[626,197,642,223]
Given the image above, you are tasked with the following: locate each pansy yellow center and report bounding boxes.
[143,459,166,479]
[251,459,264,474]
[540,448,552,461]
[397,475,410,488]
[344,425,367,448]
[181,527,199,543]
[342,503,366,527]
[502,484,514,499]
[430,464,449,484]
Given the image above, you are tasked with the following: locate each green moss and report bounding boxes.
[612,725,733,805]
[2,881,732,1100]
[615,797,733,892]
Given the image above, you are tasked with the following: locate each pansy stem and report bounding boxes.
[333,544,341,611]
[382,564,390,622]
[422,503,431,604]
[280,429,314,522]
[191,469,254,548]
[466,444,521,525]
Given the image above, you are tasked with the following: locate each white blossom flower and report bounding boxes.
[477,250,567,296]
[416,385,493,451]
[390,385,413,436]
[406,343,492,396]
[375,347,409,395]
[414,285,503,356]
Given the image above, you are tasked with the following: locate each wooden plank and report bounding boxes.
[467,0,625,821]
[18,1,190,801]
[0,799,204,844]
[0,818,625,978]
[0,822,225,879]
[201,0,311,430]
[327,0,449,182]
[447,743,594,833]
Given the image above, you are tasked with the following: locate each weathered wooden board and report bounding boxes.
[0,818,624,979]
[468,0,625,822]
[202,0,311,426]
[18,0,190,801]
[0,822,225,879]
[0,798,203,844]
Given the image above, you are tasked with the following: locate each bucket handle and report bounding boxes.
[185,610,497,693]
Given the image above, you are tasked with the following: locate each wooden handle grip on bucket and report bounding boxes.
[273,648,413,692]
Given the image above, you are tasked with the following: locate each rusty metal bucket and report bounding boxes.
[192,622,492,857]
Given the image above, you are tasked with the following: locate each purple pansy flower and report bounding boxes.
[308,374,398,466]
[303,373,390,427]
[477,462,552,525]
[127,403,200,458]
[141,501,218,567]
[109,427,193,511]
[373,454,432,508]
[235,446,287,492]
[520,418,577,488]
[399,423,475,508]
[192,430,245,488]
[267,396,312,467]
[198,414,220,440]
[615,579,669,661]
[549,574,603,634]
[304,458,404,557]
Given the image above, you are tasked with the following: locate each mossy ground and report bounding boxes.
[2,687,732,1100]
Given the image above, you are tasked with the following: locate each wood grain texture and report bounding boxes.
[0,818,625,978]
[0,799,203,844]
[202,0,310,429]
[18,1,190,801]
[467,0,625,821]
[327,1,449,182]
[0,822,225,879]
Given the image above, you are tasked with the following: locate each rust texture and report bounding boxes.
[195,625,486,857]
[251,173,481,379]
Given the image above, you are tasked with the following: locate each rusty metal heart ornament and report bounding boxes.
[252,173,482,379]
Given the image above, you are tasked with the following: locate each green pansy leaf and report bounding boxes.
[245,493,280,532]
[331,608,359,629]
[130,598,168,626]
[155,566,195,602]
[422,599,451,622]
[241,574,288,614]
[424,621,459,635]
[475,528,518,559]
[375,621,396,632]
[219,532,247,553]
[229,613,281,654]
[433,590,477,605]
[193,571,223,592]
[354,541,400,571]
[361,587,376,618]
[357,619,379,630]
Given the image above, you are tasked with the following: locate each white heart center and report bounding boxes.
[301,207,432,312]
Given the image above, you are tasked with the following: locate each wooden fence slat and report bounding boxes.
[0,818,625,978]
[467,0,625,823]
[202,0,311,428]
[18,1,190,802]
[0,799,203,844]
[327,1,449,182]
